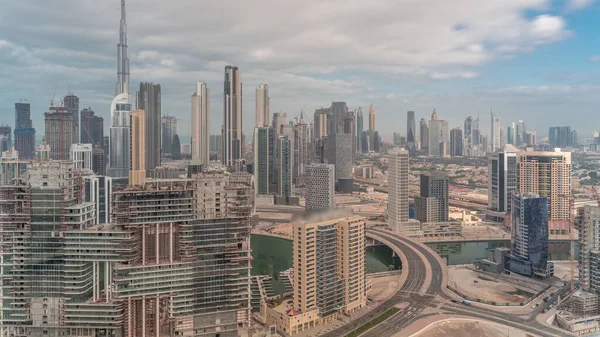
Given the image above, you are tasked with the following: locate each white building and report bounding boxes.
[305,164,335,211]
[71,143,93,171]
[191,81,210,165]
[0,148,20,185]
[256,83,270,127]
[387,148,410,232]
[491,111,501,152]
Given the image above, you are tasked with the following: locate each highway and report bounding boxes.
[368,228,572,337]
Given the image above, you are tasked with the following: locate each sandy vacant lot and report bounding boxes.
[413,319,533,337]
[449,267,534,304]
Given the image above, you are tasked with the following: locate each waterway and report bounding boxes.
[251,235,577,293]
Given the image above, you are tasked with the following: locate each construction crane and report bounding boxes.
[294,104,308,124]
[592,186,600,207]
[49,84,59,108]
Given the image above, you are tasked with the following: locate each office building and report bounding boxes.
[549,126,573,148]
[64,93,80,143]
[161,115,177,156]
[71,143,93,171]
[80,107,104,149]
[361,130,370,154]
[129,109,146,186]
[406,110,416,155]
[368,104,375,150]
[517,148,571,234]
[507,122,516,145]
[506,193,552,278]
[488,144,520,217]
[222,65,243,166]
[571,130,578,147]
[92,147,106,176]
[387,148,410,232]
[516,120,526,146]
[136,82,161,170]
[373,131,380,153]
[428,109,449,157]
[313,108,330,141]
[0,147,21,185]
[415,172,449,222]
[305,163,335,211]
[254,127,270,195]
[325,102,354,193]
[525,131,536,146]
[294,121,310,182]
[36,139,51,161]
[191,81,210,164]
[464,116,473,144]
[491,111,501,151]
[420,117,429,151]
[450,127,463,157]
[256,83,270,127]
[0,125,11,152]
[83,174,113,224]
[108,0,131,181]
[278,135,294,197]
[14,103,36,160]
[576,206,600,290]
[292,211,366,320]
[356,107,364,152]
[44,107,74,160]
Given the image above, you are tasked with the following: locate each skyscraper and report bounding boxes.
[293,211,366,319]
[44,107,74,160]
[0,125,12,152]
[70,143,93,171]
[356,107,363,153]
[63,93,80,144]
[129,109,146,186]
[420,117,429,151]
[368,104,375,150]
[387,148,410,232]
[191,81,210,165]
[549,126,572,148]
[488,144,519,219]
[222,65,243,166]
[136,82,161,170]
[491,111,501,151]
[293,121,310,182]
[161,115,177,156]
[464,116,473,143]
[450,127,463,157]
[278,135,294,197]
[325,102,354,193]
[516,120,526,146]
[14,102,35,159]
[507,122,516,145]
[83,174,112,224]
[406,110,416,155]
[427,109,449,157]
[313,108,329,140]
[415,172,449,222]
[517,148,571,234]
[109,0,131,181]
[576,206,600,290]
[92,147,106,176]
[506,193,551,278]
[255,83,270,127]
[305,163,335,211]
[80,107,104,149]
[254,127,270,195]
[0,147,21,185]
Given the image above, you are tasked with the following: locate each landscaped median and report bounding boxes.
[346,307,400,337]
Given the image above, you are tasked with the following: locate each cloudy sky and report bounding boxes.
[1,0,599,141]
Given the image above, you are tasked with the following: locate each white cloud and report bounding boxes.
[566,0,596,10]
[589,55,600,62]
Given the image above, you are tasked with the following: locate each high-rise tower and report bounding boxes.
[491,111,501,151]
[63,93,80,144]
[255,83,270,127]
[406,111,416,156]
[368,104,375,150]
[356,107,364,152]
[14,102,35,159]
[387,148,410,232]
[191,82,210,165]
[115,0,130,96]
[129,109,146,186]
[136,82,161,171]
[44,107,74,160]
[222,65,242,166]
[108,0,131,182]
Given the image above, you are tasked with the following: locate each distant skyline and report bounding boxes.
[1,0,600,140]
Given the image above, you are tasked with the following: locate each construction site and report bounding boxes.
[0,161,255,337]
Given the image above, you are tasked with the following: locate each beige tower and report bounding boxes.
[293,211,366,321]
[517,148,571,234]
[368,104,375,132]
[387,148,410,232]
[191,82,210,165]
[129,109,146,186]
[255,83,270,127]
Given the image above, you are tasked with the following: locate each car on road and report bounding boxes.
[533,303,539,309]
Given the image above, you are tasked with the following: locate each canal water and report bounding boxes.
[251,235,577,293]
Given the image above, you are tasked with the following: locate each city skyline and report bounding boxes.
[1,1,600,139]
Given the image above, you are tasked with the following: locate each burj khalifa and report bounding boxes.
[107,0,131,182]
